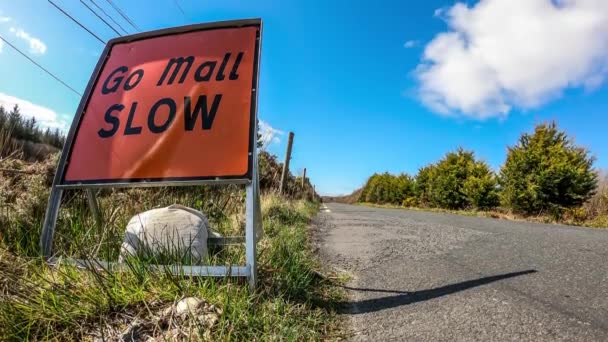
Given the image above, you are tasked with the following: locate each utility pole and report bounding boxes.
[301,168,307,199]
[279,132,294,194]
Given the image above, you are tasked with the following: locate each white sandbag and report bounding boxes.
[119,205,217,263]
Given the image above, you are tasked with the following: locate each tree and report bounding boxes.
[7,104,22,135]
[256,119,264,148]
[499,122,597,215]
[0,106,7,129]
[0,104,66,150]
[24,117,37,141]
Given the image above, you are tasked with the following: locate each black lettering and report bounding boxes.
[156,56,194,86]
[98,104,123,138]
[184,94,223,130]
[102,66,128,94]
[148,98,176,133]
[124,102,142,135]
[216,53,230,81]
[194,61,217,82]
[229,52,244,80]
[124,69,144,91]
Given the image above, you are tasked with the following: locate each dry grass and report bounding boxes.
[578,172,608,227]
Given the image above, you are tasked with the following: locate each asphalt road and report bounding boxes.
[314,203,608,341]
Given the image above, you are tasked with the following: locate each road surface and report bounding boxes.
[314,203,608,341]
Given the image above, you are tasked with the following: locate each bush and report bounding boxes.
[414,165,433,206]
[416,148,499,210]
[360,150,498,210]
[258,151,318,201]
[402,197,418,207]
[359,173,416,205]
[499,122,597,215]
[463,163,500,209]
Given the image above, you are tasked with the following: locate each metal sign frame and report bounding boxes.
[40,19,263,289]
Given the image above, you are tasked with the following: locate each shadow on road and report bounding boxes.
[337,285,410,294]
[338,270,537,314]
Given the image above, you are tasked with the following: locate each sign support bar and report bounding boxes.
[40,178,261,289]
[41,186,62,258]
[86,189,103,227]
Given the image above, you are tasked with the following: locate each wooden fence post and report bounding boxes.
[279,132,294,194]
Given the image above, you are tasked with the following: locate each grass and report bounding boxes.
[0,156,343,341]
[358,202,608,229]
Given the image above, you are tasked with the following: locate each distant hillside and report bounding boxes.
[323,187,362,204]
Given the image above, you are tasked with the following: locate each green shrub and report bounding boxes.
[414,165,433,206]
[402,197,418,207]
[359,173,416,205]
[416,148,499,210]
[463,164,500,209]
[361,173,380,203]
[360,150,498,210]
[499,122,597,215]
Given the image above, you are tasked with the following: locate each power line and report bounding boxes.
[80,0,122,36]
[0,34,81,96]
[90,0,129,35]
[103,0,140,31]
[172,0,188,21]
[47,0,105,44]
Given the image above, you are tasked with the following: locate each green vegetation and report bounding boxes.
[357,122,607,227]
[0,136,337,340]
[416,148,499,210]
[0,194,339,340]
[359,173,415,206]
[0,105,65,160]
[499,122,597,216]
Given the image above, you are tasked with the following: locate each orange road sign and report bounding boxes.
[60,20,261,185]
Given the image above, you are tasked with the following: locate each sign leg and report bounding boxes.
[41,186,63,258]
[245,182,257,290]
[86,189,103,227]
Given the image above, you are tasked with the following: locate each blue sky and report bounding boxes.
[1,0,607,195]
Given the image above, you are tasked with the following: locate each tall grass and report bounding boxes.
[0,156,339,340]
[0,195,338,340]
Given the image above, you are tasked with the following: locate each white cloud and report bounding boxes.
[404,40,419,48]
[415,0,608,119]
[0,93,68,130]
[9,27,47,54]
[0,16,10,23]
[258,120,284,149]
